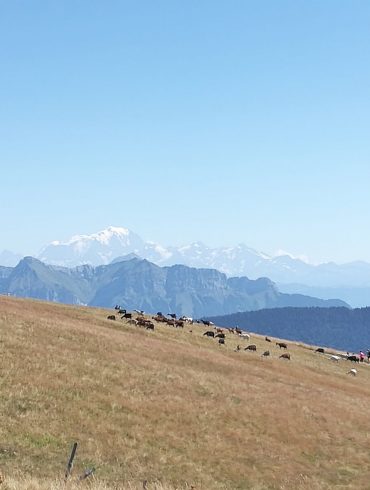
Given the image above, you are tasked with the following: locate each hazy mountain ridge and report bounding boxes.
[0,256,348,317]
[34,227,370,289]
[3,226,370,306]
[0,250,23,267]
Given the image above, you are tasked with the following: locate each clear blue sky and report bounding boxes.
[1,1,370,263]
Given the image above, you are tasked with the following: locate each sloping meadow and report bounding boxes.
[1,296,370,489]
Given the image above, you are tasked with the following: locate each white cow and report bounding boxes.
[329,355,341,362]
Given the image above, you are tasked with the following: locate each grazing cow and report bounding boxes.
[152,315,166,322]
[265,336,272,342]
[261,350,270,357]
[218,338,225,345]
[180,316,193,323]
[107,315,116,321]
[276,342,287,349]
[216,328,224,334]
[244,344,257,352]
[145,323,155,330]
[175,320,184,328]
[329,355,341,362]
[121,313,132,319]
[347,355,360,363]
[215,333,225,339]
[347,368,357,376]
[118,309,126,315]
[203,331,215,337]
[279,353,291,360]
[315,348,325,354]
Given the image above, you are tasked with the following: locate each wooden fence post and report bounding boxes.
[65,442,78,482]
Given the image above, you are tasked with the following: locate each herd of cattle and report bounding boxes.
[106,307,369,373]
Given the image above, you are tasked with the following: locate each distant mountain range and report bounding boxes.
[0,256,348,317]
[2,226,370,306]
[208,307,370,353]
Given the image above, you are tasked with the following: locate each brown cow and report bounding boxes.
[279,353,291,360]
[276,342,287,349]
[244,344,257,352]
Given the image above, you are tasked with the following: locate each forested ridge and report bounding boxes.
[209,307,370,352]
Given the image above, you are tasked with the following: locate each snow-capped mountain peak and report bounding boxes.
[66,226,131,245]
[32,226,370,294]
[39,226,145,266]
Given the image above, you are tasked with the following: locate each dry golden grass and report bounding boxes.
[1,296,370,489]
[0,474,179,489]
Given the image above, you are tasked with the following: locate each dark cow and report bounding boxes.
[118,309,126,315]
[315,348,325,354]
[218,338,225,345]
[107,315,116,321]
[215,333,225,339]
[261,350,270,357]
[265,337,272,342]
[203,331,215,337]
[145,323,155,330]
[244,344,257,352]
[152,315,166,322]
[279,353,291,360]
[168,313,177,319]
[347,355,360,363]
[276,342,287,349]
[121,313,132,319]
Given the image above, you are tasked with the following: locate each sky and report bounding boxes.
[1,1,370,263]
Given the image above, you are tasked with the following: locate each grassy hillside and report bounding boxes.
[1,296,370,489]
